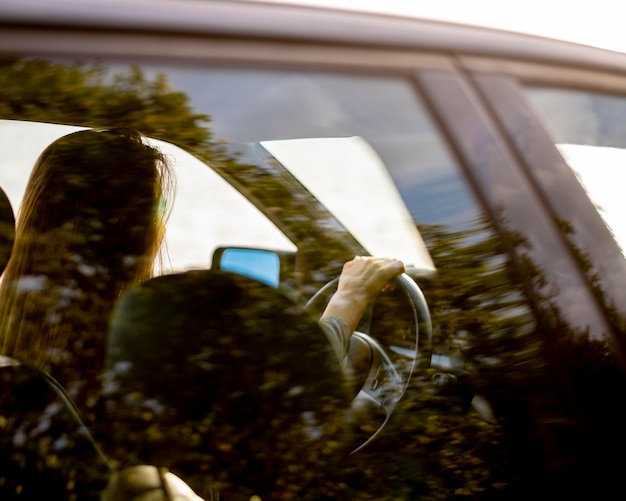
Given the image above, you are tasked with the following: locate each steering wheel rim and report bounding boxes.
[305,272,432,452]
[305,272,432,363]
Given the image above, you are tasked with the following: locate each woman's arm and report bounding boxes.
[320,256,405,359]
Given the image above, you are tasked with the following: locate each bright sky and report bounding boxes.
[264,0,626,54]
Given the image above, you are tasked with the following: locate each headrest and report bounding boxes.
[104,270,350,494]
[0,186,15,276]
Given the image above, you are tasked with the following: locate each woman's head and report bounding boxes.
[18,127,173,283]
[0,127,173,380]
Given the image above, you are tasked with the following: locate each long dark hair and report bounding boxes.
[0,127,173,387]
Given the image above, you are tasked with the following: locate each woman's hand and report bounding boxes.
[321,256,405,333]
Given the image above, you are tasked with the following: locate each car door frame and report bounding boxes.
[2,8,626,469]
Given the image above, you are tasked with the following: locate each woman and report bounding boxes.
[0,127,173,394]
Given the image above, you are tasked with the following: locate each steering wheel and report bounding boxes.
[305,272,432,452]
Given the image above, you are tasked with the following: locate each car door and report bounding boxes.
[1,4,626,500]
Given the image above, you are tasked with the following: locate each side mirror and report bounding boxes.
[212,247,282,287]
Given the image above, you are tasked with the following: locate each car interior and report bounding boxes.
[3,8,626,497]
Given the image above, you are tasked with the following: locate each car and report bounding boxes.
[2,1,626,499]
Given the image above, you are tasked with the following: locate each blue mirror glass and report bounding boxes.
[218,248,280,287]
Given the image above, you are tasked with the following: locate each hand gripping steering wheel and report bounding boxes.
[305,272,432,452]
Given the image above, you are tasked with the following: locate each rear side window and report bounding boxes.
[526,88,626,255]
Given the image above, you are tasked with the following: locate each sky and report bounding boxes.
[259,0,626,54]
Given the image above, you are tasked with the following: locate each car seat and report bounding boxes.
[0,355,114,498]
[103,269,352,499]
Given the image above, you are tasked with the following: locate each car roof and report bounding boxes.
[3,0,626,73]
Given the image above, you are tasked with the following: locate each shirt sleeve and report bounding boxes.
[318,315,352,362]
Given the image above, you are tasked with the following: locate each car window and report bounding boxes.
[0,57,598,500]
[525,88,626,255]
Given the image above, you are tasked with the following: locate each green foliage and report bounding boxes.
[0,58,213,153]
[418,220,541,385]
[292,219,538,500]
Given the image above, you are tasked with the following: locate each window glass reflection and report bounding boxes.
[0,58,579,499]
[526,88,626,254]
